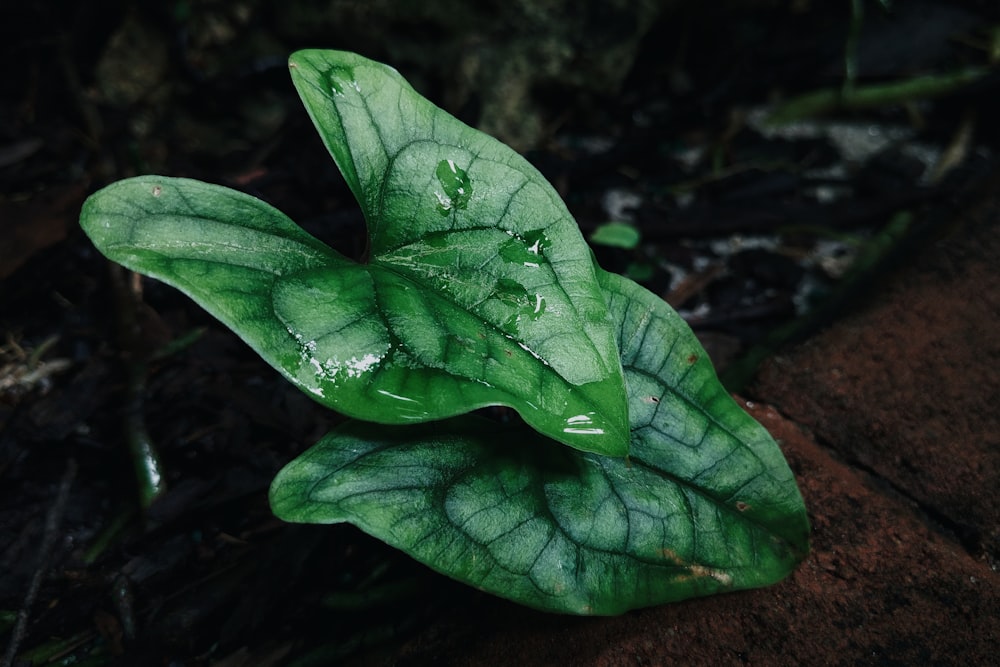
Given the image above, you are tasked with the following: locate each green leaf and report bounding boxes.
[270,269,810,615]
[590,221,641,250]
[80,49,630,456]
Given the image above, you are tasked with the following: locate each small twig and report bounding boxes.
[843,0,864,97]
[767,67,988,125]
[929,109,977,185]
[1,459,77,667]
[81,506,137,565]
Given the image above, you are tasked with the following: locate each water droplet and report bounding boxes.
[374,388,432,420]
[499,238,532,264]
[492,278,530,334]
[493,278,529,303]
[499,230,550,266]
[522,229,550,255]
[286,324,386,389]
[563,412,605,436]
[489,279,548,333]
[323,65,358,97]
[529,293,546,321]
[324,353,383,380]
[434,159,472,215]
[376,389,421,404]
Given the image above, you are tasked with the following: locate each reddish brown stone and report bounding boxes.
[754,198,1000,564]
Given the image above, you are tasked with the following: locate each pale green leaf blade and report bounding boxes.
[288,49,628,450]
[270,270,810,614]
[80,176,627,454]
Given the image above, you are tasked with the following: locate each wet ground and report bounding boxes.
[2,2,998,664]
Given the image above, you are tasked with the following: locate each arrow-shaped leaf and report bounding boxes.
[80,50,630,456]
[270,270,810,614]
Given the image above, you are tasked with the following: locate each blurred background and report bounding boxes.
[2,1,998,664]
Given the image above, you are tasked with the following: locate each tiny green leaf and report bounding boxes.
[590,221,641,250]
[80,50,631,456]
[270,269,810,615]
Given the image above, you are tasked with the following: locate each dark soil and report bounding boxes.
[2,2,998,665]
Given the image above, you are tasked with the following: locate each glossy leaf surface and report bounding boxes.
[270,270,810,614]
[289,49,627,452]
[80,49,630,456]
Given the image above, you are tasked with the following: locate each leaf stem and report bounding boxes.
[109,265,167,510]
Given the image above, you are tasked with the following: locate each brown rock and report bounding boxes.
[755,195,1000,565]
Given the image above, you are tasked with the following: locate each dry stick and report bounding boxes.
[1,459,77,667]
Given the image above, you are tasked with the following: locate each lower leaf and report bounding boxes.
[269,271,810,614]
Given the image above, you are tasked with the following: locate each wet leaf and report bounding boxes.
[80,50,629,456]
[270,269,810,614]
